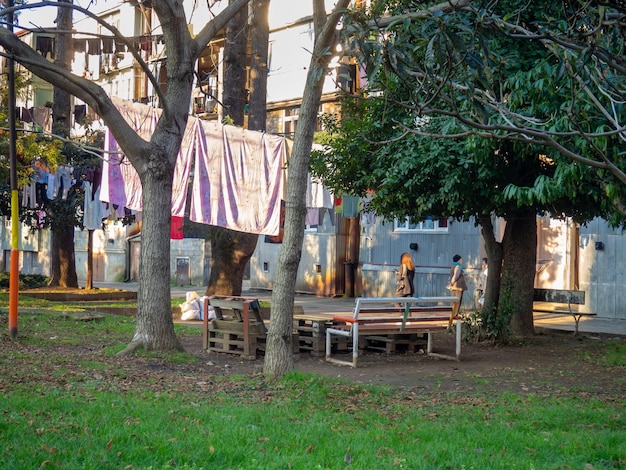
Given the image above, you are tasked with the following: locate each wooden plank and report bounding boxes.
[208,330,257,360]
[533,289,585,304]
[363,335,422,354]
[533,308,596,316]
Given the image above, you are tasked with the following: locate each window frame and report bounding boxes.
[394,216,448,232]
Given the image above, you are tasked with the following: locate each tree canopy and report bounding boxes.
[312,0,625,336]
[336,0,626,222]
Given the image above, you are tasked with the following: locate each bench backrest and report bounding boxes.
[352,296,458,319]
[207,296,264,324]
[533,289,585,305]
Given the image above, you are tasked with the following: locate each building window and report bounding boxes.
[394,216,448,232]
[336,63,357,94]
[284,107,299,137]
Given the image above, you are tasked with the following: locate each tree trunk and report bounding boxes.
[119,162,183,353]
[52,0,72,138]
[206,0,261,297]
[264,0,351,378]
[478,215,502,314]
[85,229,94,290]
[499,211,537,336]
[206,227,259,296]
[248,0,269,132]
[49,0,78,288]
[223,0,248,125]
[48,225,78,288]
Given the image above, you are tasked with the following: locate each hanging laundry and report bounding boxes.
[102,38,114,54]
[342,195,359,217]
[23,108,34,123]
[171,119,197,217]
[73,39,87,53]
[45,173,55,201]
[307,172,333,209]
[53,164,73,200]
[100,130,142,211]
[35,36,55,58]
[334,195,342,213]
[306,207,320,226]
[32,107,51,131]
[21,183,37,209]
[74,104,87,123]
[98,99,334,237]
[115,39,127,53]
[35,182,47,206]
[139,34,152,53]
[189,122,286,235]
[170,216,184,239]
[87,38,101,55]
[83,181,104,230]
[265,201,285,243]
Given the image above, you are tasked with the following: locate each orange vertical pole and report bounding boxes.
[9,191,19,339]
[7,0,19,339]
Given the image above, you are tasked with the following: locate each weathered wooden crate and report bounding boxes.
[361,334,424,355]
[294,317,348,356]
[207,319,265,360]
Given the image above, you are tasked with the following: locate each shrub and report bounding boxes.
[0,272,49,288]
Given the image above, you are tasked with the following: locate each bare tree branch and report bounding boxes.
[3,1,167,108]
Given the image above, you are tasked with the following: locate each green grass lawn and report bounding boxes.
[0,307,624,469]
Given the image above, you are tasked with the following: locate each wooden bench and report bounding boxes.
[533,288,597,336]
[325,296,461,367]
[202,296,267,359]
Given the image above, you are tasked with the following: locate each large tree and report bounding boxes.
[203,0,267,298]
[0,0,252,352]
[345,0,626,214]
[313,99,611,336]
[263,0,351,377]
[312,0,624,336]
[48,0,77,288]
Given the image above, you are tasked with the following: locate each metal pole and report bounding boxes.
[7,0,19,339]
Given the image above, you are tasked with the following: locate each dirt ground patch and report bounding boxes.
[3,286,625,398]
[180,328,626,397]
[1,317,624,400]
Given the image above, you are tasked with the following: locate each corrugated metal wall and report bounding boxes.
[358,216,484,310]
[579,218,626,320]
[250,208,349,296]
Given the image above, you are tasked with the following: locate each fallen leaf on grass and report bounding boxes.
[376,447,394,457]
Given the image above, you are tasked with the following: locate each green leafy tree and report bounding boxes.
[313,0,625,336]
[344,0,625,211]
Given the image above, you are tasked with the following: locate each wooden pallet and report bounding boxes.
[207,319,264,360]
[294,317,348,356]
[362,334,424,355]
